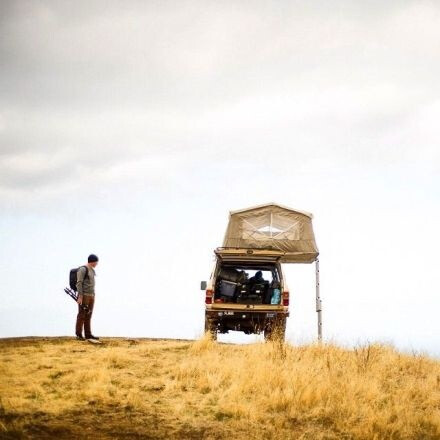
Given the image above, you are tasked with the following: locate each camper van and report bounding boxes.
[201,203,320,341]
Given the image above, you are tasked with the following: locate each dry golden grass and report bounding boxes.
[0,336,439,439]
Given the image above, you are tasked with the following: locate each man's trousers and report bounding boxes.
[75,295,95,338]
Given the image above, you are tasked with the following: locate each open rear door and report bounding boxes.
[215,247,284,262]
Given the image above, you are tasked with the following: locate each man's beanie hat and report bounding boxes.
[88,254,99,263]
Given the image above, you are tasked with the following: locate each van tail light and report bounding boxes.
[205,289,214,304]
[282,291,289,306]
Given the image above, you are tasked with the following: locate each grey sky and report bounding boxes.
[1,1,439,354]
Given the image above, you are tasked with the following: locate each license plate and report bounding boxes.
[266,313,276,318]
[225,311,234,315]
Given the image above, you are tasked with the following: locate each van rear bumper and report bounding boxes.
[206,310,289,318]
[205,309,289,334]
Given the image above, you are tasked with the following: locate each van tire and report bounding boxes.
[264,318,286,342]
[204,318,218,341]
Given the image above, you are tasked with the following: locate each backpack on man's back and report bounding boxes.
[69,266,89,291]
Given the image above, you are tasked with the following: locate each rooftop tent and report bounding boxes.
[222,203,319,263]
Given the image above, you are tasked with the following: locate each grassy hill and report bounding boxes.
[0,336,439,439]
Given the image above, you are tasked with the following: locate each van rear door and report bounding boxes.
[212,250,288,311]
[215,248,283,262]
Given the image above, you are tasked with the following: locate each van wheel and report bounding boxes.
[264,318,286,342]
[204,318,218,341]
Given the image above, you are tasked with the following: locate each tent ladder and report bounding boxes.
[315,258,323,342]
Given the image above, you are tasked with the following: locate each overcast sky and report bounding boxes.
[1,1,439,356]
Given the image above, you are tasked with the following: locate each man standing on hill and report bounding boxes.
[75,254,99,341]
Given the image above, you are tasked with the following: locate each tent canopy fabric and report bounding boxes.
[222,203,319,263]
